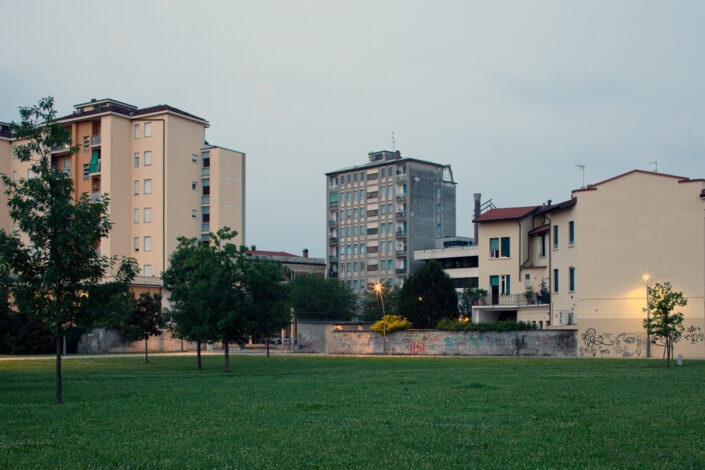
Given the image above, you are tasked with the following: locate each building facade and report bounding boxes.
[413,236,479,293]
[325,150,456,292]
[474,170,705,358]
[0,98,245,295]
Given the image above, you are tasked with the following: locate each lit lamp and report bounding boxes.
[642,273,651,358]
[374,283,387,355]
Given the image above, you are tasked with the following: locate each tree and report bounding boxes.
[361,285,400,321]
[121,293,163,363]
[459,285,487,320]
[369,315,412,334]
[643,281,687,367]
[0,97,137,403]
[287,275,357,320]
[243,258,288,357]
[398,260,457,329]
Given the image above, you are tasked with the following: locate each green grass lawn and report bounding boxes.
[1,356,703,469]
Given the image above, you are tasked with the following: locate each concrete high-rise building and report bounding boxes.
[0,98,245,295]
[325,150,456,292]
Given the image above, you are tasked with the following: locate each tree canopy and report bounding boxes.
[398,260,458,329]
[120,292,163,363]
[643,281,687,367]
[287,275,357,321]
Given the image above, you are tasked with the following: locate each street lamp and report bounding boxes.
[374,283,387,355]
[643,273,651,358]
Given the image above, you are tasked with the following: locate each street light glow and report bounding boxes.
[642,273,651,281]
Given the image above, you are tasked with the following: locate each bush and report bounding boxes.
[436,318,536,332]
[370,315,412,334]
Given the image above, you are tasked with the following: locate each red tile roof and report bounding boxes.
[528,225,550,236]
[247,250,298,258]
[474,206,539,222]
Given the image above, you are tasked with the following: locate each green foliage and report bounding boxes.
[242,258,288,341]
[0,97,137,401]
[398,260,457,328]
[361,285,400,321]
[436,318,536,332]
[643,281,687,367]
[369,314,412,334]
[287,275,357,321]
[121,293,163,343]
[459,285,487,318]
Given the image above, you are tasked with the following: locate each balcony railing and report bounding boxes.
[396,193,407,200]
[396,267,407,275]
[329,219,338,227]
[395,249,407,257]
[51,143,71,154]
[89,135,101,147]
[329,202,338,210]
[329,237,338,245]
[395,211,406,220]
[475,293,550,307]
[329,255,338,262]
[396,174,407,182]
[395,230,407,238]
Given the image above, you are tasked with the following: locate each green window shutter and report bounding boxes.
[89,150,100,173]
[569,221,574,245]
[490,275,499,287]
[501,237,510,257]
[329,191,338,203]
[490,238,499,257]
[506,275,510,295]
[553,269,559,292]
[569,267,575,291]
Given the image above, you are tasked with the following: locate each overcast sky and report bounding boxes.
[2,1,704,257]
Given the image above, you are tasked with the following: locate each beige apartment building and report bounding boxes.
[0,98,245,295]
[474,170,705,358]
[326,150,456,292]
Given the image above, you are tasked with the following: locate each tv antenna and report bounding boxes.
[575,163,585,189]
[391,131,396,152]
[649,160,658,173]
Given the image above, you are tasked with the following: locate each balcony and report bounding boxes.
[396,193,407,200]
[329,237,339,245]
[396,173,407,182]
[395,230,407,238]
[89,135,101,147]
[329,219,338,227]
[329,202,338,210]
[475,293,550,307]
[396,267,407,275]
[395,249,407,257]
[395,211,407,220]
[90,192,101,201]
[51,143,71,154]
[329,255,338,262]
[202,167,210,177]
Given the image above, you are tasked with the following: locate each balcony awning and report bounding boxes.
[89,150,100,173]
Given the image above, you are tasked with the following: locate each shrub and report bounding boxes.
[436,319,536,332]
[370,315,412,334]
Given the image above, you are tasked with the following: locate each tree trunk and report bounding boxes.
[223,337,230,372]
[145,337,149,363]
[197,341,202,370]
[55,336,62,404]
[266,337,270,358]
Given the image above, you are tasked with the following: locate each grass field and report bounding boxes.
[1,355,703,469]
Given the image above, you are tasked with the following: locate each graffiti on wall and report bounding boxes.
[579,329,649,357]
[684,326,704,344]
[579,328,614,357]
[613,333,644,358]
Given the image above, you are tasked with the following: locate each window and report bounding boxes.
[346,209,351,219]
[144,207,152,223]
[353,191,358,201]
[134,124,140,139]
[143,264,152,277]
[12,221,18,234]
[144,179,152,194]
[144,150,152,166]
[340,210,344,220]
[490,238,499,258]
[83,136,89,150]
[82,165,89,181]
[353,244,358,254]
[360,243,365,254]
[525,273,531,288]
[389,222,393,233]
[144,236,152,251]
[388,259,393,269]
[134,209,139,224]
[539,233,546,257]
[354,173,358,182]
[360,207,365,217]
[144,122,152,137]
[381,205,386,215]
[553,225,559,249]
[347,245,351,255]
[192,181,198,190]
[134,153,139,167]
[388,204,392,213]
[437,205,441,214]
[388,241,393,251]
[347,174,351,183]
[436,187,440,198]
[192,209,198,219]
[346,227,351,237]
[353,226,358,236]
[569,221,575,246]
[500,237,510,257]
[381,260,386,270]
[360,190,364,199]
[367,191,378,199]
[381,186,386,198]
[388,185,392,196]
[381,223,385,234]
[381,168,385,178]
[347,263,351,273]
[353,209,358,219]
[202,152,210,167]
[133,237,139,252]
[553,269,559,292]
[437,224,441,235]
[192,154,198,164]
[360,172,364,181]
[12,170,17,182]
[133,180,139,195]
[501,275,510,295]
[353,262,358,272]
[569,267,575,291]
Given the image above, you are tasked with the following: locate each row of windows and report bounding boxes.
[330,165,407,187]
[134,122,152,139]
[133,208,152,223]
[133,236,152,252]
[341,279,395,291]
[489,237,510,258]
[134,151,152,167]
[553,221,575,249]
[553,267,575,292]
[133,179,152,195]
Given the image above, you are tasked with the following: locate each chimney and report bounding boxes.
[302,248,309,258]
[473,193,481,244]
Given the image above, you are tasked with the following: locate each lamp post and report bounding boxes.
[643,273,651,358]
[374,283,387,355]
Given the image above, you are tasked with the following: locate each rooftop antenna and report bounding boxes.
[391,131,396,152]
[649,160,658,173]
[575,163,585,189]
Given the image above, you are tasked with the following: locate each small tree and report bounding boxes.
[0,97,136,403]
[287,275,357,320]
[398,260,457,329]
[643,281,687,367]
[459,285,487,319]
[121,293,163,363]
[244,258,288,357]
[370,315,412,334]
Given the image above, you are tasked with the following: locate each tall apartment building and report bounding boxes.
[325,150,456,291]
[0,98,245,295]
[473,170,705,358]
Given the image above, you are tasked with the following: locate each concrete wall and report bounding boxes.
[297,322,576,357]
[77,328,199,353]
